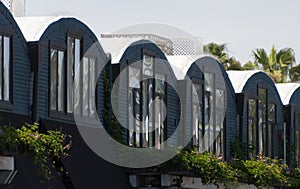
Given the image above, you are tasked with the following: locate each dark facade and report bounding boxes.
[228,71,284,159]
[14,16,130,188]
[277,83,300,167]
[1,2,300,188]
[104,39,180,149]
[0,2,32,125]
[169,56,237,160]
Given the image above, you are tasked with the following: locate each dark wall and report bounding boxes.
[0,3,33,117]
[240,72,284,158]
[115,40,180,145]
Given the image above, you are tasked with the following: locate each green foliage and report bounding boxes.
[289,64,300,82]
[242,61,257,70]
[161,150,236,186]
[159,149,300,188]
[252,46,296,83]
[0,123,71,181]
[102,65,125,144]
[229,157,289,188]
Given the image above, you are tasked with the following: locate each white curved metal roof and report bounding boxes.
[15,16,68,41]
[166,55,203,80]
[276,83,300,105]
[166,54,216,80]
[100,37,147,64]
[227,70,262,93]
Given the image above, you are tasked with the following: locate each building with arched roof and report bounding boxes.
[277,83,300,166]
[15,16,129,189]
[228,70,284,159]
[167,55,238,160]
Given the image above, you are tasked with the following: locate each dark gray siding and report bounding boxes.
[241,72,284,158]
[0,3,32,118]
[116,40,179,146]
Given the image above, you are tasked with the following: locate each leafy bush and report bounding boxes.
[0,123,71,181]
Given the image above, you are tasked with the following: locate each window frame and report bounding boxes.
[127,49,168,148]
[49,41,67,118]
[0,30,14,110]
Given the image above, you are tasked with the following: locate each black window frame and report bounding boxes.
[0,30,13,110]
[49,41,67,118]
[127,49,168,148]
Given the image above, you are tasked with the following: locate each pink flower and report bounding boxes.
[35,134,41,140]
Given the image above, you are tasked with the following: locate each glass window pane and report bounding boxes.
[258,88,267,155]
[82,57,89,116]
[57,51,64,111]
[142,55,153,76]
[3,37,10,101]
[155,73,165,94]
[67,37,74,113]
[129,66,140,89]
[268,103,276,157]
[50,49,57,110]
[89,58,95,116]
[74,38,81,114]
[0,36,2,100]
[248,99,257,157]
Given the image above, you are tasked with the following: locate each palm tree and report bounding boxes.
[289,64,300,82]
[204,42,231,69]
[252,46,295,83]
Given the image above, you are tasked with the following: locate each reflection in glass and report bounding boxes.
[142,55,153,76]
[89,58,95,116]
[50,49,57,110]
[0,37,2,100]
[3,37,10,101]
[268,103,276,157]
[248,99,257,157]
[67,37,74,113]
[82,57,89,116]
[57,51,64,111]
[74,38,81,114]
[192,84,202,151]
[258,88,267,156]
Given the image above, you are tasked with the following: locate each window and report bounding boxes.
[50,49,65,111]
[0,35,11,102]
[202,73,225,157]
[67,37,81,114]
[85,57,96,117]
[192,83,202,152]
[215,89,225,157]
[248,99,257,158]
[268,103,276,157]
[295,112,300,167]
[128,53,166,148]
[258,88,267,156]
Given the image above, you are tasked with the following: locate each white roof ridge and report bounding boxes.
[276,83,300,105]
[15,16,76,41]
[227,70,262,93]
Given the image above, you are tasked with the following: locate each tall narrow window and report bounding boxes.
[295,112,300,167]
[204,73,214,152]
[215,89,225,157]
[50,49,65,111]
[127,53,166,148]
[155,73,166,149]
[82,56,96,117]
[258,88,267,156]
[268,103,276,157]
[0,36,11,102]
[67,37,81,114]
[192,83,202,152]
[128,66,141,147]
[73,38,81,114]
[67,37,74,113]
[248,99,257,157]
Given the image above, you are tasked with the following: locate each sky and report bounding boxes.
[25,0,300,64]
